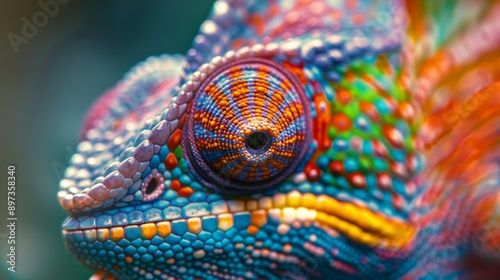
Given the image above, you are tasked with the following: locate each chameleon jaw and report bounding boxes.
[62,190,415,253]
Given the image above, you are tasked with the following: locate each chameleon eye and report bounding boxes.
[183,58,311,192]
[246,131,270,151]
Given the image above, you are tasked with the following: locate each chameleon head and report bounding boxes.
[59,23,420,280]
[59,50,419,279]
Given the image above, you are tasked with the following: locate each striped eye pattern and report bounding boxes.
[183,58,311,192]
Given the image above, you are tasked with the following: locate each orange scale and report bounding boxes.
[331,112,352,132]
[170,180,182,191]
[228,66,242,75]
[113,119,123,131]
[255,78,270,85]
[178,187,194,197]
[329,161,344,175]
[257,65,272,74]
[167,129,183,151]
[336,89,353,105]
[248,15,265,35]
[382,126,404,149]
[347,172,367,189]
[344,73,357,82]
[231,38,245,49]
[360,101,380,122]
[164,153,178,171]
[247,225,259,235]
[255,86,268,93]
[304,162,321,182]
[396,102,415,120]
[353,13,365,26]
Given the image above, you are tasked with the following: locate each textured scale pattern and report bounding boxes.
[58,0,500,279]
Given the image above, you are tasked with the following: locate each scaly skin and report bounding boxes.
[58,1,500,279]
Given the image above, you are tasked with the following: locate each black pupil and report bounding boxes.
[145,178,158,195]
[247,132,269,151]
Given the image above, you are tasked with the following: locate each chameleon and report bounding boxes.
[58,0,500,279]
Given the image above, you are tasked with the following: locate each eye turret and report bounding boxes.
[183,58,311,192]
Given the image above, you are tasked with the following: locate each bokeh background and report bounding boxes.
[0,1,215,279]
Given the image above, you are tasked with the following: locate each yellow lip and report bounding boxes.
[283,191,416,249]
[63,191,415,251]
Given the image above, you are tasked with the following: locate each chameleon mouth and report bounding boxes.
[62,191,415,251]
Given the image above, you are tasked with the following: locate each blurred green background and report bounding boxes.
[0,1,215,279]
